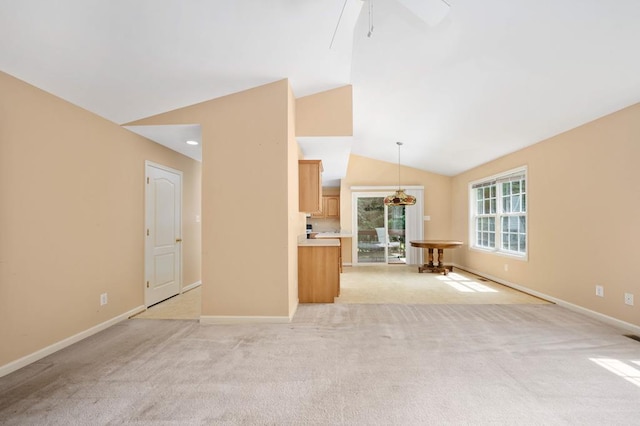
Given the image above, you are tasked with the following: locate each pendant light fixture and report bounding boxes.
[384,142,416,206]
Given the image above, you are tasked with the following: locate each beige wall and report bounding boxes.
[288,83,305,314]
[340,154,453,264]
[451,103,640,328]
[0,71,201,367]
[128,79,304,320]
[296,85,353,136]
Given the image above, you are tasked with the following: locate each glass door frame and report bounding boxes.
[351,191,406,265]
[350,186,424,266]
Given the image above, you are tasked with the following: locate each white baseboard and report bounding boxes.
[200,314,292,324]
[0,305,146,378]
[290,299,299,320]
[454,263,640,335]
[182,280,201,293]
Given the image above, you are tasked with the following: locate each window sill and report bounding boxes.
[470,246,528,261]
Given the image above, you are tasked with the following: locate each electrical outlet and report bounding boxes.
[595,285,604,297]
[624,293,634,306]
[100,293,108,306]
[504,264,509,272]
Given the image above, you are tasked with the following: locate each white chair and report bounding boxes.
[375,228,401,248]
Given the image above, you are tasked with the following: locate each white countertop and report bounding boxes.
[298,238,341,247]
[313,232,353,238]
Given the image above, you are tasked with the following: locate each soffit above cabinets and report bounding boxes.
[298,137,352,188]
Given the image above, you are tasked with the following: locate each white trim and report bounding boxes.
[453,264,640,335]
[351,188,424,266]
[468,166,528,260]
[468,166,527,188]
[200,315,293,324]
[350,185,424,191]
[145,160,183,178]
[0,305,146,378]
[181,280,201,293]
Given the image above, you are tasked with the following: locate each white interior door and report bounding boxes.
[145,162,182,306]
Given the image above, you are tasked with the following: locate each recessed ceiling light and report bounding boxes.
[186,140,199,146]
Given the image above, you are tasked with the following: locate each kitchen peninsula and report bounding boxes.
[298,238,341,303]
[312,231,352,273]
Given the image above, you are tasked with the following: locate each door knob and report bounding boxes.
[175,238,183,243]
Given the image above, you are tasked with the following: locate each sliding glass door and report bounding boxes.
[354,195,407,264]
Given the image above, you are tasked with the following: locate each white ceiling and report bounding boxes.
[2,0,639,179]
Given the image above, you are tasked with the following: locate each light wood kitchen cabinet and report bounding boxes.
[299,160,322,213]
[324,196,340,218]
[298,244,340,303]
[310,196,340,219]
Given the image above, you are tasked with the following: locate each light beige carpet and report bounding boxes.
[336,264,549,304]
[2,303,639,424]
[132,266,547,321]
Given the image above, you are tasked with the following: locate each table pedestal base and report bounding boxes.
[417,248,453,274]
[409,240,463,275]
[418,264,453,274]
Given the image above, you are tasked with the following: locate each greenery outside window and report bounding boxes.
[470,167,527,257]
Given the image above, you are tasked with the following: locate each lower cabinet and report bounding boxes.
[298,245,340,303]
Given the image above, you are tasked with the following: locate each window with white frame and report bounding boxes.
[470,168,527,256]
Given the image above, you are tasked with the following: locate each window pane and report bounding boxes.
[510,233,518,249]
[472,175,524,255]
[522,194,526,212]
[510,216,519,232]
[503,196,510,213]
[512,195,521,212]
[521,180,526,192]
[519,235,526,252]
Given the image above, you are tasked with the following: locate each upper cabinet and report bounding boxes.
[311,196,340,219]
[324,196,340,218]
[299,160,322,213]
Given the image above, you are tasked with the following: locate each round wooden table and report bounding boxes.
[409,240,463,274]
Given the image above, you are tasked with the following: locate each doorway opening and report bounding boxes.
[351,187,424,266]
[354,195,407,264]
[144,161,183,307]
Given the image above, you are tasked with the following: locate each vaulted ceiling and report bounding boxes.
[2,0,639,178]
